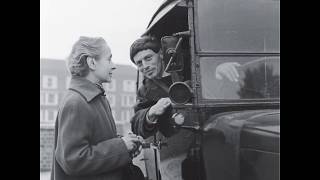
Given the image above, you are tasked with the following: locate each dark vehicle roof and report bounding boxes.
[143,0,182,36]
[147,0,179,28]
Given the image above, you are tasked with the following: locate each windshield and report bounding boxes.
[200,57,280,99]
[197,0,280,52]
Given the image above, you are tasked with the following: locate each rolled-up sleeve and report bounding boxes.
[55,98,131,176]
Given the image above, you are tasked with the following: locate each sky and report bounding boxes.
[40,0,164,66]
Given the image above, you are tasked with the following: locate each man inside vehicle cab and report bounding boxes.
[129,35,240,139]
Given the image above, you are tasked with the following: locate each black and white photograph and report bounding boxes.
[40,0,280,180]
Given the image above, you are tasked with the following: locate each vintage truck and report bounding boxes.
[134,0,280,180]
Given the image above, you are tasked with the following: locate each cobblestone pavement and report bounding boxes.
[40,153,145,180]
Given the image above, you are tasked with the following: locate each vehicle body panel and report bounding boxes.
[202,110,279,180]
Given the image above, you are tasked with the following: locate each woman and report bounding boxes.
[51,36,142,180]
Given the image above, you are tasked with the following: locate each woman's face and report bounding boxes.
[94,44,116,83]
[133,49,162,79]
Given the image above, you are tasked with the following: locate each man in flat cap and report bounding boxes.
[129,35,176,140]
[129,35,240,139]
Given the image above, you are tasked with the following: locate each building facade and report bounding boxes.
[40,58,137,171]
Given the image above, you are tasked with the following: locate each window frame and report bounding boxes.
[121,94,136,107]
[45,92,59,106]
[123,80,136,92]
[40,109,57,126]
[42,75,58,89]
[120,110,134,122]
[194,0,280,53]
[199,55,280,100]
[192,0,280,106]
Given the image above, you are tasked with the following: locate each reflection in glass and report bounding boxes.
[200,57,280,100]
[237,58,280,98]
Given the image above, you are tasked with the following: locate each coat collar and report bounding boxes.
[69,76,105,102]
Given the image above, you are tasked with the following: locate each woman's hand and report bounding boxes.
[121,133,144,158]
[131,136,144,158]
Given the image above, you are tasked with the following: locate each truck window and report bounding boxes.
[197,0,280,52]
[200,57,280,99]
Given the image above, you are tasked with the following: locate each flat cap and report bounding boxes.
[130,36,160,64]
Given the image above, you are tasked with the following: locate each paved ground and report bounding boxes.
[40,171,51,180]
[40,153,145,180]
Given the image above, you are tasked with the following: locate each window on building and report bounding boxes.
[43,75,58,89]
[40,92,45,105]
[121,94,136,107]
[47,110,58,122]
[123,80,136,92]
[120,110,134,122]
[106,94,116,107]
[40,109,44,122]
[103,80,116,92]
[45,92,58,106]
[42,109,58,122]
[40,109,57,123]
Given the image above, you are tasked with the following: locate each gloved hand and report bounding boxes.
[215,62,241,82]
[147,97,172,124]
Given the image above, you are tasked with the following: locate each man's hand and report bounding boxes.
[147,98,172,123]
[215,62,241,82]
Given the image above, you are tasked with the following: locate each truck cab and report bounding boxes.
[136,0,280,180]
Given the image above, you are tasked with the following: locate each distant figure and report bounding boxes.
[51,36,143,180]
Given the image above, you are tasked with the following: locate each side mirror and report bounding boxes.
[161,36,184,73]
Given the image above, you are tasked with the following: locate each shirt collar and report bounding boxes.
[69,76,105,102]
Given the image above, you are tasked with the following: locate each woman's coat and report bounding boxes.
[51,77,131,180]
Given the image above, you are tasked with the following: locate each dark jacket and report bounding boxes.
[130,76,176,139]
[51,77,131,180]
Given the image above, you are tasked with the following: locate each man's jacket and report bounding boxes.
[130,76,176,139]
[51,77,131,180]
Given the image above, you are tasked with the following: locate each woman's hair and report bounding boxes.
[67,36,107,77]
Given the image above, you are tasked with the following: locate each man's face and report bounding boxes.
[133,49,162,79]
[94,44,116,83]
